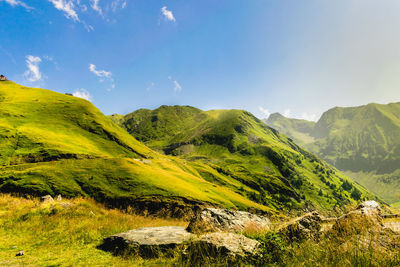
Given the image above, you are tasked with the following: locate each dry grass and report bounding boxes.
[0,194,187,266]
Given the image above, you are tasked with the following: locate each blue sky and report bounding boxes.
[1,0,400,120]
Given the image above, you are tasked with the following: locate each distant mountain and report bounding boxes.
[112,105,376,214]
[265,102,400,204]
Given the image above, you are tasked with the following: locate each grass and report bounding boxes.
[113,105,378,215]
[0,82,274,214]
[0,194,187,266]
[266,102,400,205]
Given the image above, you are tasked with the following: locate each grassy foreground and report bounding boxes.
[0,194,186,266]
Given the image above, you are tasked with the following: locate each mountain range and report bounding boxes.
[0,81,374,217]
[265,102,400,204]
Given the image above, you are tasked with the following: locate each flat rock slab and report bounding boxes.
[99,226,192,257]
[187,208,270,233]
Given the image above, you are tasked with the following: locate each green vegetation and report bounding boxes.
[112,105,376,214]
[265,102,400,204]
[0,194,187,266]
[0,82,272,214]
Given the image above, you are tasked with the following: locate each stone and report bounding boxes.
[186,208,270,234]
[279,211,323,241]
[15,251,24,256]
[187,232,261,259]
[40,195,54,203]
[0,75,7,81]
[56,194,62,201]
[99,226,192,257]
[356,200,381,215]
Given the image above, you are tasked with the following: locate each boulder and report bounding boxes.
[356,200,381,215]
[40,195,54,203]
[56,194,62,201]
[279,211,323,241]
[186,232,261,260]
[99,226,192,257]
[187,208,270,234]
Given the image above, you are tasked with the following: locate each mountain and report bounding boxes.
[0,81,278,216]
[265,102,400,204]
[111,105,376,214]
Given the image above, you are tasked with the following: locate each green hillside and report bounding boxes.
[265,102,400,204]
[112,105,376,214]
[0,82,276,214]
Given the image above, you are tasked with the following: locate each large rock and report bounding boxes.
[40,195,54,203]
[99,226,192,257]
[279,211,323,241]
[186,208,270,234]
[186,232,261,260]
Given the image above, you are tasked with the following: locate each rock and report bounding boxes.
[279,211,323,241]
[40,195,54,203]
[356,200,381,215]
[99,226,192,257]
[56,194,62,201]
[187,208,270,234]
[187,232,261,260]
[15,251,24,256]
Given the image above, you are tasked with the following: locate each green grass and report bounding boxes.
[265,102,400,205]
[113,105,377,215]
[0,82,272,214]
[0,194,187,266]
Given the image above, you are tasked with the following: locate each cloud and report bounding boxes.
[168,76,181,92]
[48,0,79,22]
[91,0,102,15]
[301,112,318,122]
[161,6,175,22]
[283,109,291,118]
[2,0,32,10]
[73,88,92,101]
[89,64,111,78]
[89,63,114,90]
[121,1,126,9]
[24,55,42,82]
[258,106,270,118]
[146,81,155,91]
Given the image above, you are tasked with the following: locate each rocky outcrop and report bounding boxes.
[40,195,54,203]
[0,75,7,81]
[279,211,323,241]
[186,208,270,234]
[186,232,261,260]
[99,226,192,257]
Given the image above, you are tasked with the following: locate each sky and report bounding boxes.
[1,0,400,121]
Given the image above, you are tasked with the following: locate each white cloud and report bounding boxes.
[24,55,42,82]
[301,112,318,122]
[146,82,155,91]
[2,0,32,10]
[73,88,92,101]
[258,106,270,118]
[161,6,175,22]
[121,1,126,9]
[91,0,102,15]
[48,0,79,22]
[89,64,111,78]
[89,64,114,90]
[283,109,291,118]
[168,76,181,92]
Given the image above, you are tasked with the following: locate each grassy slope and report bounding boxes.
[0,82,271,213]
[0,194,186,266]
[112,106,376,215]
[265,102,400,204]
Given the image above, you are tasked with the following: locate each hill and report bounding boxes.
[265,102,400,203]
[111,105,376,214]
[0,81,278,216]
